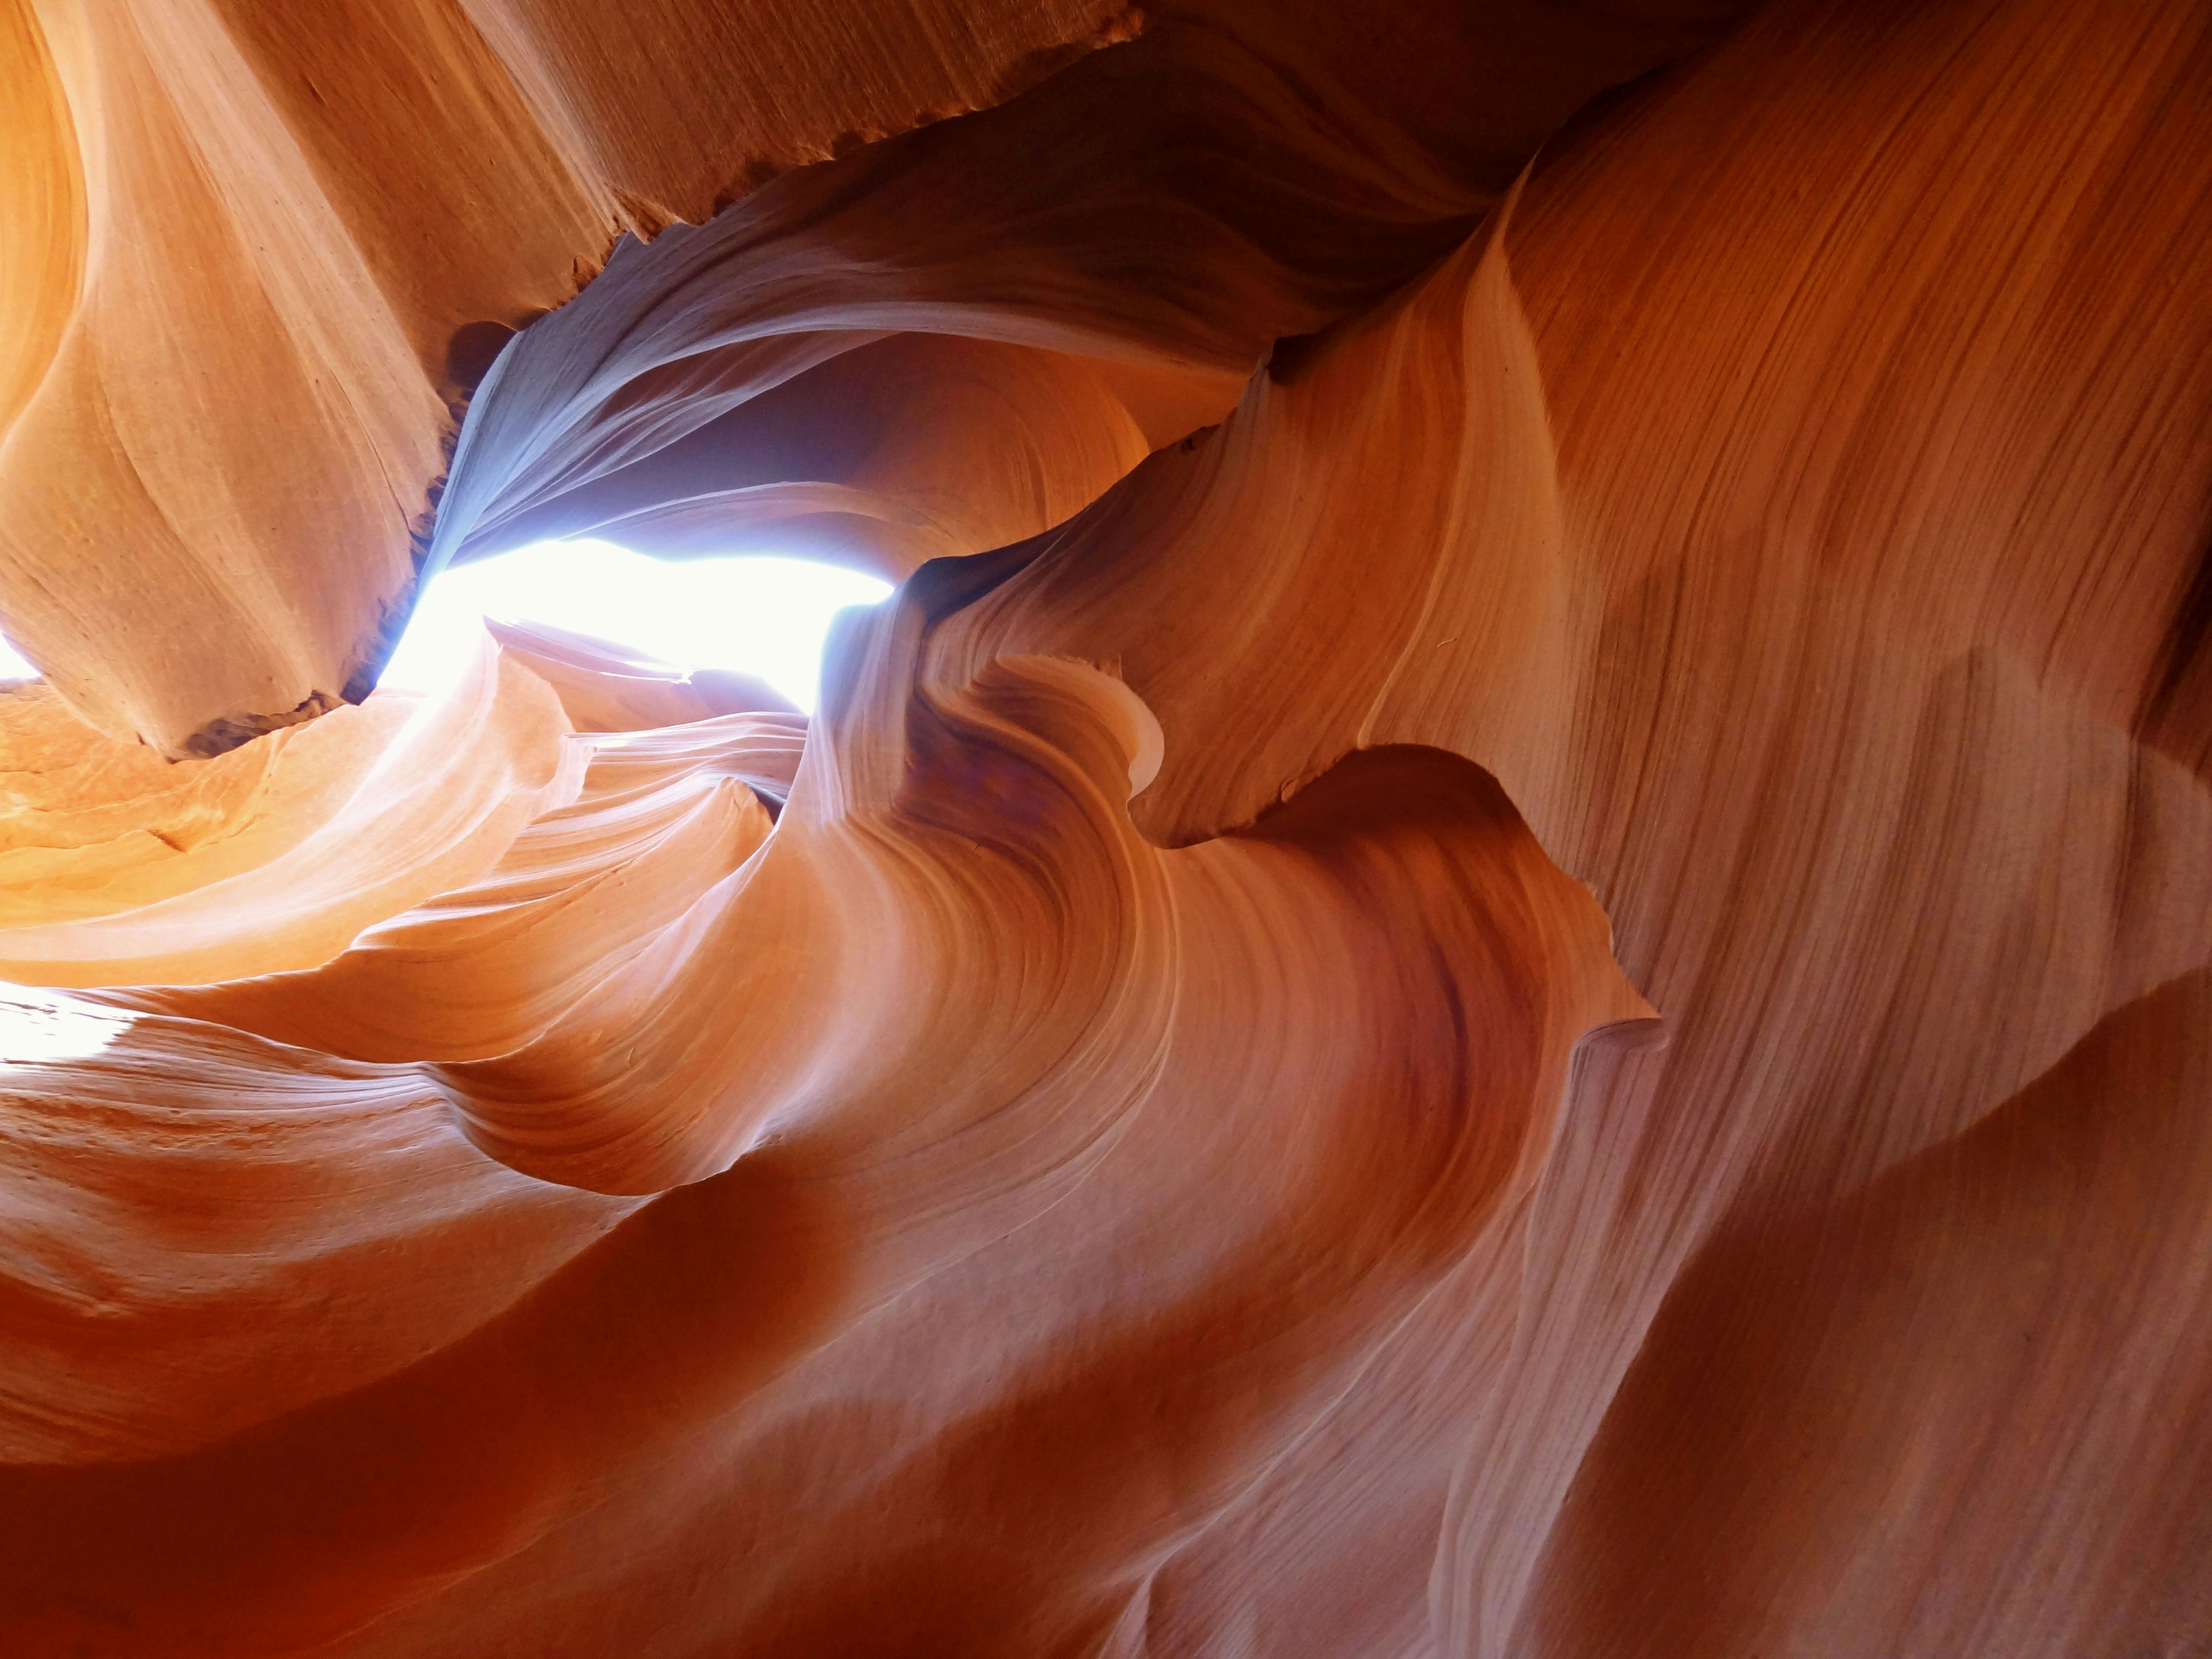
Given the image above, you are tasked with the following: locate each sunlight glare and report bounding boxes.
[378,541,893,711]
[0,993,137,1066]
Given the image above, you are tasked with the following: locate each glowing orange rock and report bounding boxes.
[0,640,582,987]
[2,0,2210,1652]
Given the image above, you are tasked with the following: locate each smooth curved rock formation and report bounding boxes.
[3,0,2211,1653]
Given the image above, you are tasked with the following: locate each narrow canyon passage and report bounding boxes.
[1,0,2209,1653]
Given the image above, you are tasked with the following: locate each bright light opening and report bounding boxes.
[0,635,34,680]
[0,993,137,1065]
[378,541,893,711]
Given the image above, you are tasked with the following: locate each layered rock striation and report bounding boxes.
[2,0,2210,1653]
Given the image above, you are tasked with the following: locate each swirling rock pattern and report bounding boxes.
[2,0,2210,1653]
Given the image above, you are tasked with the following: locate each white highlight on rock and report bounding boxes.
[378,541,892,711]
[0,993,137,1065]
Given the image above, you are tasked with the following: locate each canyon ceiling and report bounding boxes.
[2,0,2211,1653]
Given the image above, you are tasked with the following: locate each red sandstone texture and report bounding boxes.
[2,0,2210,1653]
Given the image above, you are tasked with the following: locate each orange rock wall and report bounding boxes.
[2,0,2210,1653]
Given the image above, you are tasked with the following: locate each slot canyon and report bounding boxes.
[2,0,2210,1653]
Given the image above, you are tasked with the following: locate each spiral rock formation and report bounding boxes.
[2,0,2210,1653]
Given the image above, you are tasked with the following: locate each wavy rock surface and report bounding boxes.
[0,0,1145,755]
[3,0,2211,1654]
